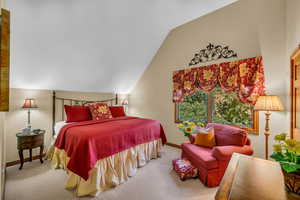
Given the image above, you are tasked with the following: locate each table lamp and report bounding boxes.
[122,99,128,113]
[22,98,38,131]
[254,95,284,160]
[122,99,128,106]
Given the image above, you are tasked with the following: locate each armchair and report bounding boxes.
[181,123,253,187]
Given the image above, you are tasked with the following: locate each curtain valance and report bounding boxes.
[173,56,265,104]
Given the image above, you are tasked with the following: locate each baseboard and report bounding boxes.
[166,142,181,149]
[6,154,46,167]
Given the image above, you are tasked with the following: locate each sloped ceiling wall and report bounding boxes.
[7,0,237,93]
[128,0,288,158]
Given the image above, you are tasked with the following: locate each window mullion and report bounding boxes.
[207,92,213,123]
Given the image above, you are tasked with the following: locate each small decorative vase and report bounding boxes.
[282,170,300,199]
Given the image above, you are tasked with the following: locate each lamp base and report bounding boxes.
[264,111,271,160]
[21,127,31,135]
[265,131,270,160]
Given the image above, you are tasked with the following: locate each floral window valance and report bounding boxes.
[173,56,265,105]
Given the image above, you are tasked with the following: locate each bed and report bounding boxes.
[48,91,166,196]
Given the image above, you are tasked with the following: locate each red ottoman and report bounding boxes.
[172,158,198,181]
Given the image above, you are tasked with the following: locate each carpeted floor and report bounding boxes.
[5,146,217,200]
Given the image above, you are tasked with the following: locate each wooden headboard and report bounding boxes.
[52,91,118,135]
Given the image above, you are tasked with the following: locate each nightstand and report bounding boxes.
[16,130,45,170]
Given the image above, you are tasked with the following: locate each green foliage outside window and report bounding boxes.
[212,88,253,128]
[178,87,253,128]
[178,90,208,124]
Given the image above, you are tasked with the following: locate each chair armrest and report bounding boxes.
[245,137,251,145]
[212,145,253,161]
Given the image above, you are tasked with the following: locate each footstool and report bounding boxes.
[172,158,198,181]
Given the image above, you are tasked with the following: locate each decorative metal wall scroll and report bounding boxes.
[189,43,238,66]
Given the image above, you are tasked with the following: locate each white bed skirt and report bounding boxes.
[48,138,162,197]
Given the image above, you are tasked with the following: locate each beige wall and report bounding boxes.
[129,0,288,158]
[286,0,300,99]
[0,1,6,199]
[286,0,300,138]
[0,113,5,200]
[287,0,300,56]
[5,88,127,163]
[5,89,53,163]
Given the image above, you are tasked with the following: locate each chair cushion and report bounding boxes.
[181,143,218,170]
[212,145,254,161]
[206,123,247,146]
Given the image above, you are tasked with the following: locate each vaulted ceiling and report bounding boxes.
[8,0,237,93]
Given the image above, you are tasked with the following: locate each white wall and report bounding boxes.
[129,0,288,159]
[6,0,236,94]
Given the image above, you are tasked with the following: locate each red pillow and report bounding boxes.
[206,123,247,146]
[109,106,126,117]
[88,103,112,120]
[64,105,92,122]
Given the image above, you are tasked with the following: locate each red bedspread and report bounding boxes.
[54,116,166,180]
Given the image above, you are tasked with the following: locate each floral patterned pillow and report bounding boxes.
[88,103,112,120]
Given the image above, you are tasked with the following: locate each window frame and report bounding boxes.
[174,92,259,135]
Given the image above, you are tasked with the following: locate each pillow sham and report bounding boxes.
[64,105,92,123]
[88,103,113,120]
[193,127,216,148]
[109,106,126,117]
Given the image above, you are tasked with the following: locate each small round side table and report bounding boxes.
[16,130,45,170]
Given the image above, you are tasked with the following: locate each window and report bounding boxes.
[175,87,259,134]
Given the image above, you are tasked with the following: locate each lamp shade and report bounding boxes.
[122,99,128,105]
[22,98,38,109]
[254,95,284,111]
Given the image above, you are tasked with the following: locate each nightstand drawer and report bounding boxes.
[17,135,44,149]
[18,140,43,149]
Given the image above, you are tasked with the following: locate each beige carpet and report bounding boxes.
[5,146,217,200]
